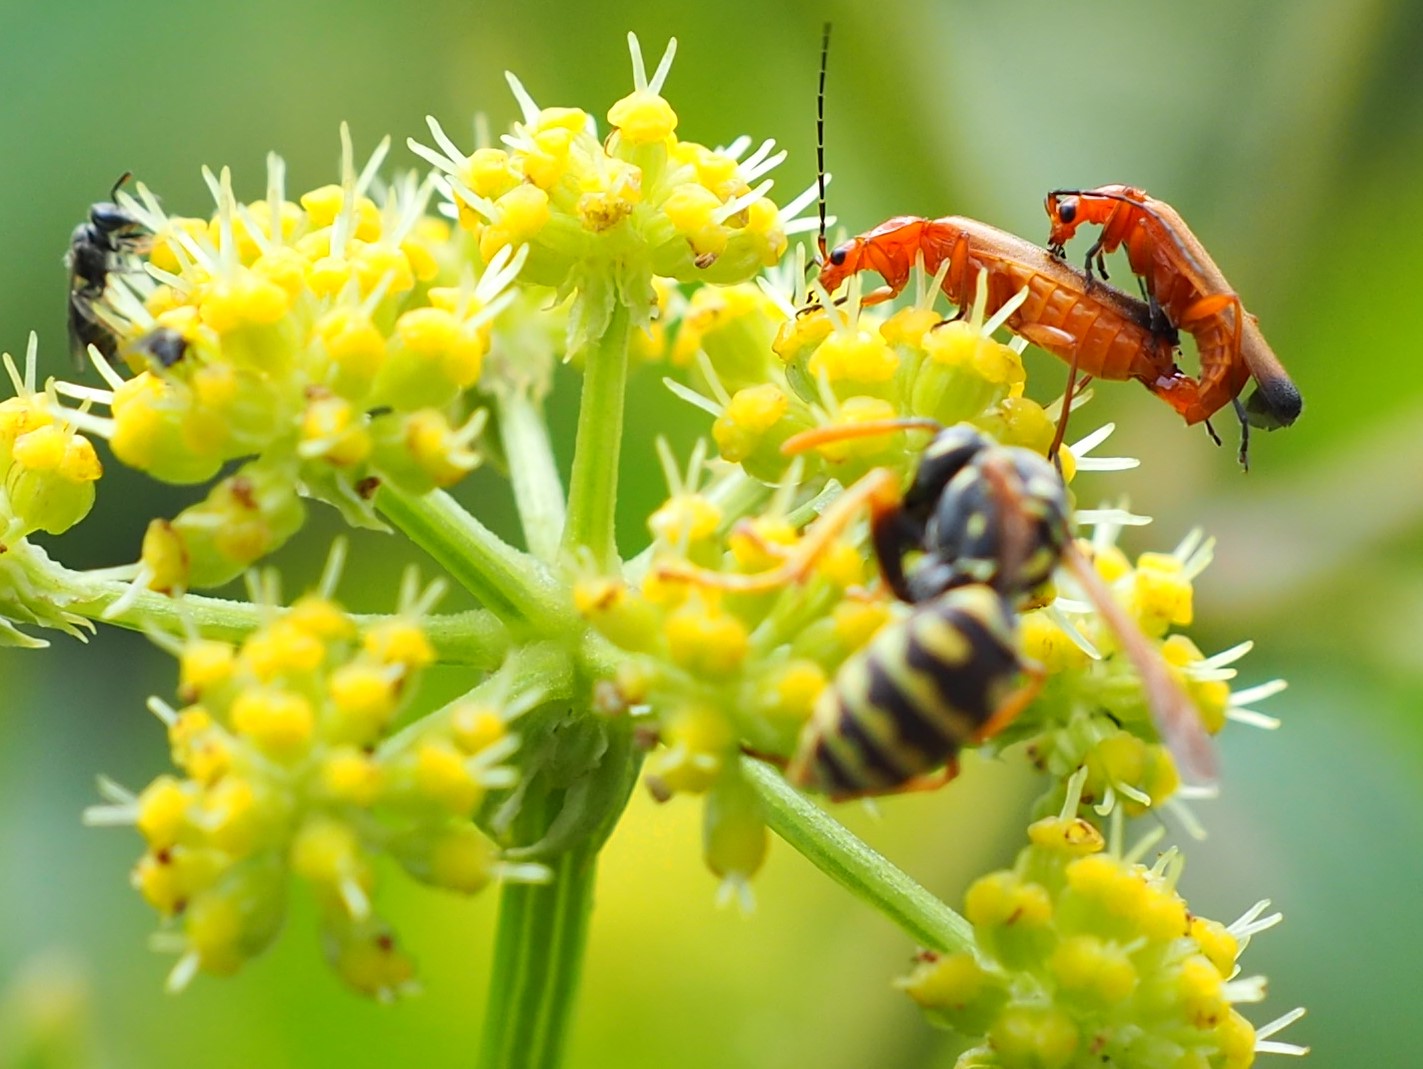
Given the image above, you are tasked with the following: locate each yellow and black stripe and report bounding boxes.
[790,585,1025,800]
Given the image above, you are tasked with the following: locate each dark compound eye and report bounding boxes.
[829,246,847,266]
[1057,200,1077,224]
[90,203,136,232]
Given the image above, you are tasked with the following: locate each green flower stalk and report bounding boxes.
[0,26,1309,1069]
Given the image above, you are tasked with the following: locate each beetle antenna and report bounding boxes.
[816,22,831,266]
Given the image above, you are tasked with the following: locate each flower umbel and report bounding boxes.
[55,128,519,591]
[85,561,547,998]
[899,773,1308,1067]
[410,33,788,355]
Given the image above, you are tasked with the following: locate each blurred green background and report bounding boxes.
[2,0,1420,1065]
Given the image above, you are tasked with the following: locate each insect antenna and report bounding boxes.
[815,22,831,266]
[109,172,134,202]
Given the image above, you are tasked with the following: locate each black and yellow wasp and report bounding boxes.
[662,422,1215,800]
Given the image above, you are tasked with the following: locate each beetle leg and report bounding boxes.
[1083,238,1109,282]
[1232,397,1251,472]
[1202,417,1222,448]
[1049,345,1084,469]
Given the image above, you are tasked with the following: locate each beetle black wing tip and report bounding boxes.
[1243,380,1302,430]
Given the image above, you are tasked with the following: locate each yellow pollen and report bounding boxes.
[395,307,459,357]
[290,818,361,887]
[661,185,726,255]
[649,492,722,544]
[230,688,316,757]
[1026,816,1106,855]
[136,776,191,848]
[320,747,384,807]
[805,396,899,461]
[428,825,496,893]
[713,384,788,462]
[240,619,326,679]
[449,703,506,754]
[664,599,749,676]
[328,662,399,740]
[179,640,237,698]
[199,269,291,332]
[414,740,481,815]
[462,147,519,201]
[288,595,357,641]
[964,871,1053,929]
[299,185,345,227]
[350,243,414,295]
[363,620,435,670]
[607,89,678,144]
[727,516,796,572]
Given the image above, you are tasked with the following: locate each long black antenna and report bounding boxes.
[816,22,831,265]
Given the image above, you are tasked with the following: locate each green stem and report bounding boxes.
[496,386,566,563]
[377,486,568,632]
[561,302,631,568]
[479,832,599,1069]
[741,756,974,954]
[478,721,641,1069]
[62,574,511,668]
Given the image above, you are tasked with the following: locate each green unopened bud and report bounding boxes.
[6,424,101,535]
[703,772,767,890]
[391,821,498,894]
[164,462,306,589]
[988,1003,1079,1069]
[321,915,417,1001]
[180,858,286,978]
[897,951,1007,1035]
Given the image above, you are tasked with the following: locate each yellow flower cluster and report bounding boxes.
[670,274,1061,489]
[902,813,1287,1068]
[59,129,513,590]
[89,581,527,998]
[410,34,787,353]
[1012,528,1276,820]
[572,461,896,891]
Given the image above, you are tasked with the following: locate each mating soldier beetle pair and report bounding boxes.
[812,189,1301,469]
[807,41,1299,468]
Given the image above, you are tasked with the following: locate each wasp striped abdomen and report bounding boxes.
[789,585,1025,800]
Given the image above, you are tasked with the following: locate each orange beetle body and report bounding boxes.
[817,214,1187,399]
[1045,185,1301,431]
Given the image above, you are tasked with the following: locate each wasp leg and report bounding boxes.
[972,661,1047,742]
[655,467,903,594]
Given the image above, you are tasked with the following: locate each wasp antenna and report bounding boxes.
[816,22,831,266]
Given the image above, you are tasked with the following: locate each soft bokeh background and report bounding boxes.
[2,1,1420,1066]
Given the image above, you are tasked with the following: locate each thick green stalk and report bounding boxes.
[741,756,975,954]
[478,720,641,1069]
[496,386,567,563]
[377,486,568,631]
[561,303,632,568]
[479,827,599,1069]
